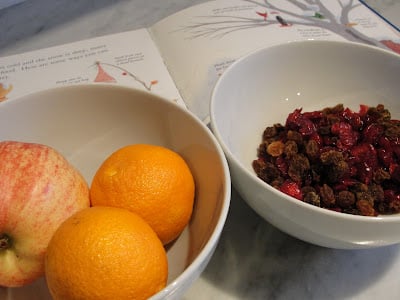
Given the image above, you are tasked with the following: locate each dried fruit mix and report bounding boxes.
[253,104,400,216]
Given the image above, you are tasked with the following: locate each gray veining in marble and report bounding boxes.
[1,1,400,299]
[0,0,206,56]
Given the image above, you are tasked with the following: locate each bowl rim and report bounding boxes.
[132,86,231,299]
[210,39,400,224]
[1,84,232,298]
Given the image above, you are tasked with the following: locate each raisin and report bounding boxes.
[369,183,385,202]
[305,140,319,159]
[320,150,344,165]
[301,186,316,195]
[337,190,356,208]
[373,168,391,184]
[320,184,336,207]
[389,197,400,213]
[252,159,280,183]
[284,140,298,157]
[287,154,310,183]
[385,124,400,140]
[318,125,331,135]
[270,177,285,189]
[322,103,344,115]
[356,191,375,206]
[330,160,349,182]
[267,141,285,157]
[356,200,376,216]
[287,130,303,144]
[263,126,278,139]
[303,191,321,207]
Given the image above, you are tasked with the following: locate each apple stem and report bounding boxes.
[0,234,12,250]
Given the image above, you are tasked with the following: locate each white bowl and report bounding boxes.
[0,84,231,299]
[210,40,400,249]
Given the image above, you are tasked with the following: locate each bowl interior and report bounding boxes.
[210,40,400,249]
[0,85,230,299]
[212,40,400,179]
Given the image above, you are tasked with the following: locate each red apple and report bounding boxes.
[0,141,90,287]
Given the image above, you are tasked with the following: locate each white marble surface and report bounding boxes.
[1,1,400,299]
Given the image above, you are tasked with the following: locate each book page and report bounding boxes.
[0,29,185,107]
[150,0,400,123]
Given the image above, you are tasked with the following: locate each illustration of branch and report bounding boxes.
[245,0,323,24]
[180,0,400,52]
[93,61,157,91]
[182,15,271,39]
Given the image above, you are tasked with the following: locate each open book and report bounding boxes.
[1,0,399,123]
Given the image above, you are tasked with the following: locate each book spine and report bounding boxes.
[358,0,400,32]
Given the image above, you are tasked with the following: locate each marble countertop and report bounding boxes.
[1,1,400,299]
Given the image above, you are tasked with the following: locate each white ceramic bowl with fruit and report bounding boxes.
[0,85,231,299]
[210,40,400,249]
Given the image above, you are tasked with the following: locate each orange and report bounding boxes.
[90,144,195,245]
[45,206,168,300]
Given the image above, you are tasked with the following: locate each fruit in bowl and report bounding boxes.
[0,85,230,299]
[90,143,195,245]
[210,40,400,249]
[0,141,90,287]
[45,142,196,300]
[45,206,169,300]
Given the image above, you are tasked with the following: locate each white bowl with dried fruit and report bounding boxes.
[210,40,400,249]
[0,85,230,299]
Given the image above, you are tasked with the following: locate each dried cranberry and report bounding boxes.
[342,107,363,130]
[392,145,400,160]
[389,164,400,183]
[359,104,369,116]
[378,136,392,149]
[280,180,302,200]
[384,189,396,202]
[275,156,288,176]
[389,195,400,212]
[285,108,317,136]
[331,122,359,150]
[377,148,393,168]
[362,124,384,145]
[350,143,377,166]
[302,111,324,119]
[285,108,303,130]
[298,118,317,136]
